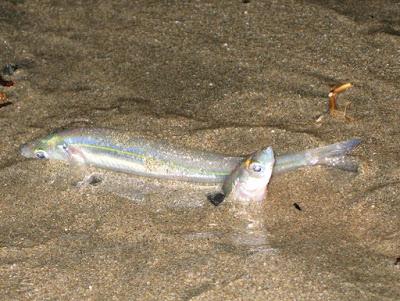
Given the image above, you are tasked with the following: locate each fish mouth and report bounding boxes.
[20,142,35,158]
[258,147,275,163]
[261,147,274,156]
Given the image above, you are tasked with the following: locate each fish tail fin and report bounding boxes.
[305,139,361,172]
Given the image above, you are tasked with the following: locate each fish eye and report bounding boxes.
[34,150,48,159]
[250,163,263,173]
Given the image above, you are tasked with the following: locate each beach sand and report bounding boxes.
[0,0,399,299]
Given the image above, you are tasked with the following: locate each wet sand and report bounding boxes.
[1,0,399,300]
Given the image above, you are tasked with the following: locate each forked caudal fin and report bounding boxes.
[304,138,361,172]
[272,138,361,175]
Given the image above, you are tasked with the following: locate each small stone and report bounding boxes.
[2,64,18,76]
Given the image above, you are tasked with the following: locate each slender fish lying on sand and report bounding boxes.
[20,128,361,186]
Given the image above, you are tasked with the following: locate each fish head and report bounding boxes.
[225,146,275,203]
[20,133,68,161]
[243,147,275,180]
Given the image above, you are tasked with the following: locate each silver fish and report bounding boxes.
[221,147,275,203]
[20,128,361,186]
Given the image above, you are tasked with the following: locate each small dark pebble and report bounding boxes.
[207,192,225,206]
[395,257,400,266]
[293,203,302,211]
[242,0,250,3]
[87,174,103,186]
[0,101,12,109]
[2,63,19,76]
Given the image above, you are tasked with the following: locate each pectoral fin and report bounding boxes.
[62,144,87,165]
